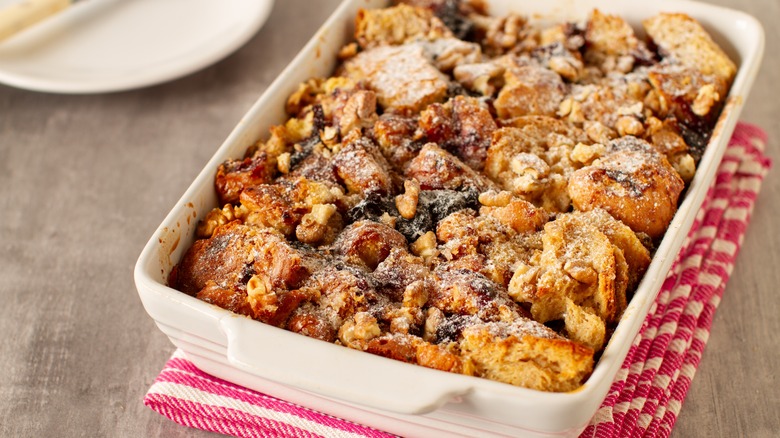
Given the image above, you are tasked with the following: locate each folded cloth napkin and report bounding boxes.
[145,123,771,438]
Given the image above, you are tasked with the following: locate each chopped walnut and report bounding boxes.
[388,306,425,334]
[321,126,339,150]
[670,152,696,183]
[539,23,584,51]
[339,312,381,349]
[338,90,378,136]
[567,100,585,124]
[379,212,398,228]
[557,97,573,118]
[617,102,644,118]
[646,120,688,157]
[411,231,438,260]
[453,62,505,96]
[643,89,668,116]
[614,55,636,74]
[507,262,540,303]
[615,116,644,137]
[402,279,430,308]
[285,78,323,116]
[277,152,291,174]
[246,274,278,315]
[197,204,243,238]
[338,42,358,60]
[570,142,606,165]
[474,13,535,55]
[692,83,720,117]
[478,190,513,208]
[584,121,617,144]
[422,307,445,342]
[395,179,421,220]
[296,204,339,245]
[548,56,581,82]
[419,38,482,72]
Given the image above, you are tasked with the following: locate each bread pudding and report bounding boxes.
[170,0,734,392]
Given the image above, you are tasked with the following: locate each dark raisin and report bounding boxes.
[346,193,395,223]
[435,314,471,343]
[239,263,255,284]
[395,208,434,242]
[289,104,326,169]
[446,82,478,98]
[432,0,473,40]
[344,188,479,243]
[423,187,479,222]
[678,121,710,163]
[288,135,320,170]
[311,104,326,133]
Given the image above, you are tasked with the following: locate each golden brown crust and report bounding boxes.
[643,13,737,84]
[333,137,395,196]
[215,152,275,205]
[479,196,548,235]
[418,95,498,170]
[341,44,450,114]
[335,221,408,271]
[371,114,421,170]
[405,143,498,192]
[585,10,638,58]
[355,4,453,49]
[567,136,685,239]
[196,281,254,318]
[484,117,587,212]
[459,320,594,392]
[174,4,735,392]
[176,221,255,296]
[535,212,624,324]
[494,63,566,119]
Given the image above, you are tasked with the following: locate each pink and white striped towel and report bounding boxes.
[145,123,771,438]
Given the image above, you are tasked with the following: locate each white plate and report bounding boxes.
[0,0,275,93]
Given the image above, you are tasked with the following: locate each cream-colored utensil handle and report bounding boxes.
[0,0,72,43]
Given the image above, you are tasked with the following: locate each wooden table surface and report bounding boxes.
[1,1,777,436]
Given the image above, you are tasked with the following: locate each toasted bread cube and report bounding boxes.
[355,4,452,49]
[460,320,594,392]
[643,13,736,84]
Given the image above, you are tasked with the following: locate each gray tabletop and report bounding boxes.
[1,1,778,437]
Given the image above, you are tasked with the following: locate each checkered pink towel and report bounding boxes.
[145,123,771,438]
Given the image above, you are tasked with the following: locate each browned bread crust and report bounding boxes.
[172,2,735,392]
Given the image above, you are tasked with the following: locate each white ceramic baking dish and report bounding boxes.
[134,1,764,436]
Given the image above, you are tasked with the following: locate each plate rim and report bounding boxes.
[0,0,276,94]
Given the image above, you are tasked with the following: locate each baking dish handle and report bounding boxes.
[220,315,472,415]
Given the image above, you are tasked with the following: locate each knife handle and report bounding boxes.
[0,0,72,43]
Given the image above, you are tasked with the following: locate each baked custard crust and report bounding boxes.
[171,2,734,392]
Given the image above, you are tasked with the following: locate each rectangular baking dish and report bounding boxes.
[134,1,764,436]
